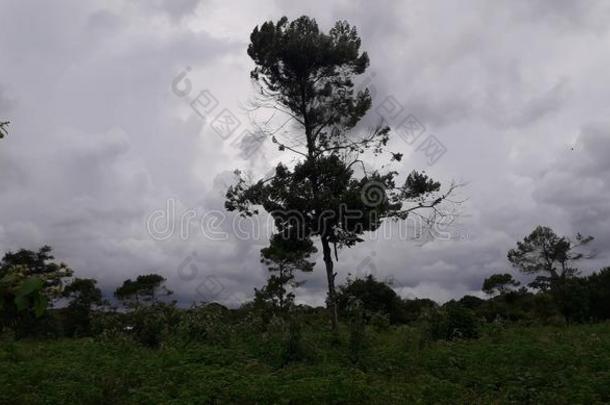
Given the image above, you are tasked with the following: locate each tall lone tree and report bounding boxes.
[507,225,594,290]
[226,16,457,330]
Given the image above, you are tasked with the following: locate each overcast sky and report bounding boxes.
[1,0,609,306]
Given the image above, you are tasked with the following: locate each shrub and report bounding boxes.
[282,317,304,365]
[425,305,480,341]
[174,303,231,346]
[400,298,438,323]
[345,297,368,365]
[369,311,391,331]
[98,303,180,348]
[337,275,405,324]
[551,278,590,323]
[588,267,610,320]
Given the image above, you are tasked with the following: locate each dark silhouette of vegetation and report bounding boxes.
[337,274,404,324]
[225,16,458,330]
[508,225,595,322]
[482,273,520,296]
[508,225,594,290]
[0,246,72,336]
[62,278,103,337]
[114,274,173,306]
[425,303,480,340]
[0,234,609,402]
[253,233,316,314]
[588,267,610,321]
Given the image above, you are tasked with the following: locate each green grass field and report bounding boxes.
[1,322,609,404]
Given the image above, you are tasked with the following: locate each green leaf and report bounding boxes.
[14,277,45,313]
[33,294,48,317]
[17,277,44,296]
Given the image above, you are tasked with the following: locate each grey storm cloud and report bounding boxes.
[1,0,609,305]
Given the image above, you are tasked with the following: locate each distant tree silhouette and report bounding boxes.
[402,297,438,322]
[458,295,486,309]
[226,16,458,330]
[254,233,316,312]
[114,274,172,306]
[508,226,593,290]
[336,274,404,323]
[482,273,520,296]
[62,278,103,336]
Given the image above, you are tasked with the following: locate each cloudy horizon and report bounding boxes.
[1,0,609,307]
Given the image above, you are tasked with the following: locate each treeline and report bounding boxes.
[1,226,609,353]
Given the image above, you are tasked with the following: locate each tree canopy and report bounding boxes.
[482,273,520,296]
[0,246,73,329]
[508,226,593,290]
[226,16,457,329]
[114,274,173,305]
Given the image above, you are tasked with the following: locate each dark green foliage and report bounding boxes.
[508,226,593,289]
[62,278,103,337]
[90,310,126,338]
[401,298,438,322]
[114,274,173,306]
[0,245,73,298]
[255,233,316,315]
[0,276,47,322]
[504,226,602,323]
[426,304,480,341]
[2,321,609,403]
[458,295,485,309]
[477,289,554,323]
[247,16,370,135]
[337,275,405,324]
[482,273,520,296]
[175,303,232,345]
[227,16,455,329]
[551,277,591,323]
[0,246,72,336]
[126,303,181,348]
[588,267,610,320]
[345,298,368,365]
[282,317,304,364]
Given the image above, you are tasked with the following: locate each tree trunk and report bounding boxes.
[321,237,338,331]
